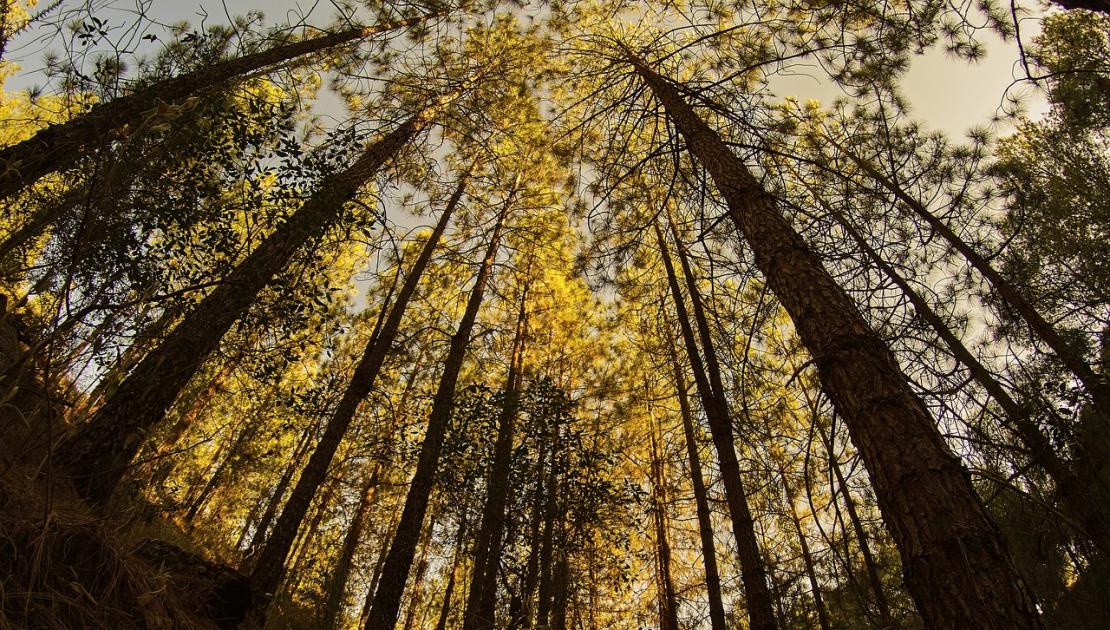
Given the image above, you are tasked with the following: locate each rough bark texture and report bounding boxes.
[663,330,728,630]
[56,113,426,505]
[654,223,777,630]
[364,200,509,629]
[250,177,463,604]
[0,15,436,202]
[634,58,1043,629]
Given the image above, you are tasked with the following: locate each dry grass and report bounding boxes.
[0,468,221,630]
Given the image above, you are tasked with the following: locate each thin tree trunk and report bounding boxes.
[361,509,403,628]
[324,467,383,628]
[633,56,1042,629]
[653,222,777,630]
[550,552,569,630]
[834,141,1110,414]
[647,395,680,630]
[535,433,561,629]
[662,327,727,630]
[434,517,471,630]
[822,425,893,627]
[463,291,528,630]
[780,464,833,630]
[56,109,436,505]
[808,186,1110,555]
[0,14,439,204]
[242,422,317,565]
[250,176,465,603]
[513,438,549,630]
[401,512,438,630]
[364,198,511,629]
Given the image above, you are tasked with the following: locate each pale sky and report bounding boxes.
[5,0,1050,137]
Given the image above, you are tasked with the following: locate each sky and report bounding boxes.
[5,0,1049,137]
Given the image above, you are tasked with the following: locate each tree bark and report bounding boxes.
[0,14,439,203]
[56,109,434,505]
[463,291,528,630]
[653,222,777,630]
[661,327,728,630]
[834,141,1110,415]
[631,58,1041,628]
[647,396,681,630]
[250,176,465,604]
[363,197,511,629]
[808,186,1110,556]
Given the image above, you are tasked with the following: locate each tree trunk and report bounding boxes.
[780,464,833,630]
[634,56,1043,629]
[0,14,438,204]
[653,222,777,630]
[463,291,528,630]
[513,438,550,630]
[823,425,894,627]
[835,141,1110,415]
[56,109,434,505]
[324,467,383,628]
[662,327,728,630]
[360,509,402,628]
[364,198,511,629]
[401,512,438,630]
[242,422,317,566]
[647,396,681,630]
[434,517,471,630]
[250,176,465,604]
[808,186,1110,556]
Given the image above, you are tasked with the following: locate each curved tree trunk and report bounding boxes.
[633,57,1042,628]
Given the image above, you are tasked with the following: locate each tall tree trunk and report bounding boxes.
[250,176,465,604]
[463,291,528,630]
[364,198,511,629]
[822,424,893,627]
[653,222,777,630]
[633,56,1042,629]
[647,396,680,630]
[324,467,383,628]
[401,512,438,630]
[807,186,1110,556]
[56,108,437,505]
[360,509,403,628]
[242,422,317,565]
[780,464,833,630]
[434,517,471,630]
[550,552,569,630]
[0,14,439,204]
[513,438,549,630]
[662,327,727,630]
[833,141,1110,415]
[535,432,561,629]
